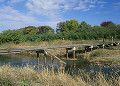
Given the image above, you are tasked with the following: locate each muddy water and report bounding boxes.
[0,54,120,76]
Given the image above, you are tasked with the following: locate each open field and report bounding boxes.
[0,65,120,86]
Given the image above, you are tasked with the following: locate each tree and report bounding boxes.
[56,21,69,33]
[56,19,79,33]
[67,19,79,32]
[2,30,23,44]
[79,21,91,31]
[38,26,54,34]
[101,21,116,29]
[22,26,39,35]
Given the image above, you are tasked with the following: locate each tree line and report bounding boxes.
[0,19,120,44]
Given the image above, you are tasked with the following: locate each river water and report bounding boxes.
[0,54,120,76]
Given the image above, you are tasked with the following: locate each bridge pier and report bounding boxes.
[84,46,93,52]
[44,51,47,68]
[36,50,47,67]
[44,54,46,68]
[51,56,54,65]
[73,47,76,59]
[66,47,76,59]
[89,45,93,51]
[66,48,69,59]
[36,52,40,66]
[66,48,72,59]
[51,56,53,65]
[102,44,105,48]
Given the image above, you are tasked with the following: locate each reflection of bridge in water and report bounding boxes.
[0,42,119,67]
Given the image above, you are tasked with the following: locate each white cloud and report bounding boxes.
[114,2,120,5]
[0,0,4,3]
[96,12,101,14]
[74,4,86,10]
[26,0,65,20]
[103,12,109,14]
[114,2,120,9]
[0,6,40,30]
[7,0,24,4]
[95,11,110,14]
[97,1,107,8]
[74,0,96,10]
[97,1,106,4]
[26,0,97,19]
[0,5,62,32]
[83,8,90,11]
[89,5,95,8]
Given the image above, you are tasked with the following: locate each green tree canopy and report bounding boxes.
[23,27,39,35]
[56,19,79,33]
[40,26,54,34]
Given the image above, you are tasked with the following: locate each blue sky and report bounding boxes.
[0,0,120,32]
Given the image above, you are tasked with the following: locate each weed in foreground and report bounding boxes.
[0,65,119,86]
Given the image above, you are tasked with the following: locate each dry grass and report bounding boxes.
[0,40,72,49]
[80,45,120,63]
[0,65,120,86]
[0,39,116,49]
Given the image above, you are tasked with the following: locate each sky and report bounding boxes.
[0,0,120,32]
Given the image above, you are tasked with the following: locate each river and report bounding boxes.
[0,54,120,76]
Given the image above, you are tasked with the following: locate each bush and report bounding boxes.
[90,50,103,57]
[1,30,23,44]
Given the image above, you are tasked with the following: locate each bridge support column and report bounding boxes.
[36,52,40,66]
[44,51,47,68]
[44,55,46,68]
[90,45,93,51]
[102,44,105,49]
[66,48,68,59]
[51,56,54,65]
[84,46,87,53]
[73,47,76,59]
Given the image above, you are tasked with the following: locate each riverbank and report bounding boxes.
[82,45,120,64]
[0,65,119,86]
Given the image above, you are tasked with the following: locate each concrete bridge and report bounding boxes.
[0,42,119,66]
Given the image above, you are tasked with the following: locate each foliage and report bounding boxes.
[56,19,80,32]
[90,50,104,57]
[22,27,39,35]
[0,20,120,44]
[2,30,23,44]
[21,81,28,86]
[101,21,115,27]
[38,26,54,34]
[0,78,14,86]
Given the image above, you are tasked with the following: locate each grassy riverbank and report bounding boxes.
[78,45,120,64]
[0,65,120,86]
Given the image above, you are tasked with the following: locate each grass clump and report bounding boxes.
[0,65,120,86]
[90,50,104,57]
